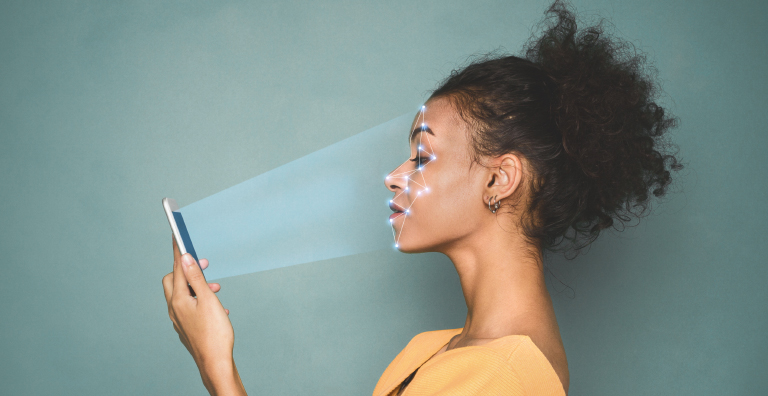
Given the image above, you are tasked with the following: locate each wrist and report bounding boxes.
[199,356,247,396]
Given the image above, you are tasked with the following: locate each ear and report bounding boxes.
[483,153,523,205]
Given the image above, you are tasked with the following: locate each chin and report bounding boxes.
[392,236,442,254]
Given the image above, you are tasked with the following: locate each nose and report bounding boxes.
[385,162,408,193]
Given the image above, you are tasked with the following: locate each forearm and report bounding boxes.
[200,357,248,396]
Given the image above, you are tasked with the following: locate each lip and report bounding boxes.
[389,201,406,213]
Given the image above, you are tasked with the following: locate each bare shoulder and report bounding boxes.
[525,331,569,395]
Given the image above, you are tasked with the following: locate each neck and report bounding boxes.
[442,221,553,341]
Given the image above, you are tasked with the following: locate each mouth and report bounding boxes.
[389,201,406,213]
[389,201,406,221]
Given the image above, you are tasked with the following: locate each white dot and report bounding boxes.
[431,156,436,160]
[425,187,430,192]
[395,243,399,248]
[405,209,410,214]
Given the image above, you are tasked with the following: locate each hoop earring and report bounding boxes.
[488,195,500,213]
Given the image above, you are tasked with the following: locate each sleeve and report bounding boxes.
[400,348,525,396]
[372,333,423,396]
[394,337,566,396]
[507,337,566,396]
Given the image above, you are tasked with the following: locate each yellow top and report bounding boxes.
[372,328,566,396]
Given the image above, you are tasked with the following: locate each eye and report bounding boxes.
[410,155,429,166]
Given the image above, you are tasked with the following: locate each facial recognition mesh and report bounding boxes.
[387,106,435,248]
[181,111,418,280]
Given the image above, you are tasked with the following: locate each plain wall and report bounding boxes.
[1,0,766,394]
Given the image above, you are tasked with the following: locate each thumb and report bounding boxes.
[181,254,210,298]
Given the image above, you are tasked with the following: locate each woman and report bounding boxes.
[161,1,682,395]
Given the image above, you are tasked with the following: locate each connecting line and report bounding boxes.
[388,105,436,249]
[395,192,423,246]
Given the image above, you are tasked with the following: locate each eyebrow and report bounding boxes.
[409,125,435,143]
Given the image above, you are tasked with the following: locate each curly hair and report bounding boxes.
[428,0,684,258]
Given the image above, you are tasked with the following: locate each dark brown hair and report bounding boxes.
[429,0,684,258]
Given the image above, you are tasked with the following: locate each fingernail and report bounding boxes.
[182,254,194,267]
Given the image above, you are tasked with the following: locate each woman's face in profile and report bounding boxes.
[385,96,490,253]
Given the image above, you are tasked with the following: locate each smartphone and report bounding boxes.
[162,197,205,278]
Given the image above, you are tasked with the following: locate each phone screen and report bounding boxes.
[172,211,199,263]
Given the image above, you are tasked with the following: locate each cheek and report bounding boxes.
[416,165,478,225]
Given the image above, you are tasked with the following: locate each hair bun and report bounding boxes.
[523,0,684,249]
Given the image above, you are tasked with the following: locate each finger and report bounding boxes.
[181,253,211,299]
[172,248,191,299]
[208,283,221,293]
[199,258,209,270]
[162,272,174,303]
[172,234,181,268]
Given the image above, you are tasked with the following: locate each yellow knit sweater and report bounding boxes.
[372,328,565,396]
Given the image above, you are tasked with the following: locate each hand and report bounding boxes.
[162,236,234,371]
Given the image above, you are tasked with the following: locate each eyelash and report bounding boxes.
[410,156,429,166]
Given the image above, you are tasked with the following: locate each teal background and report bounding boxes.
[1,0,766,395]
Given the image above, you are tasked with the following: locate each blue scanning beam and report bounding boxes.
[181,111,417,280]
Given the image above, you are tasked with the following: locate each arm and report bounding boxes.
[200,357,247,396]
[162,236,248,396]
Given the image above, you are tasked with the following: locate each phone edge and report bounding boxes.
[162,197,188,256]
